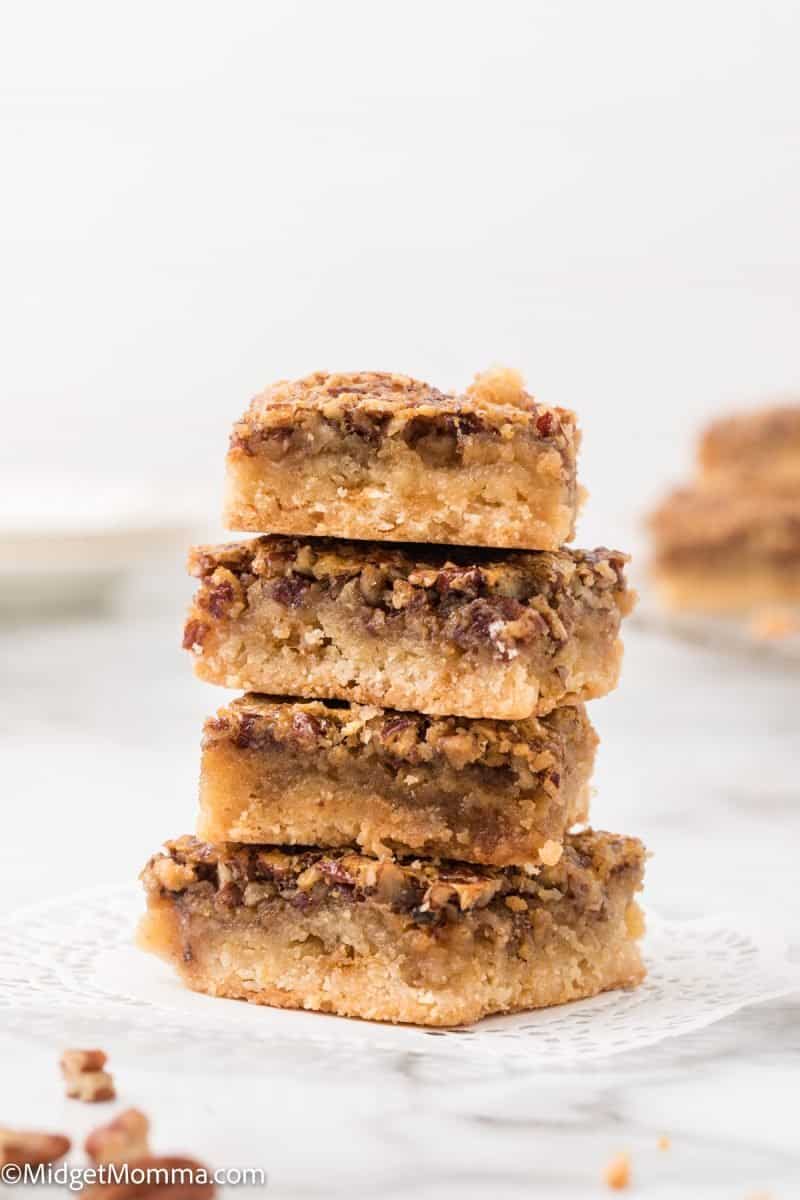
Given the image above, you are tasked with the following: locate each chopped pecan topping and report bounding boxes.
[242,881,276,906]
[448,597,540,661]
[269,575,311,608]
[358,563,387,605]
[229,713,267,750]
[196,568,244,620]
[187,536,630,664]
[401,414,460,464]
[181,620,208,653]
[204,697,592,789]
[379,715,420,759]
[290,710,325,745]
[142,830,644,930]
[146,858,196,894]
[227,369,576,461]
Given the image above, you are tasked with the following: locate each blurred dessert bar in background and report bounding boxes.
[649,400,800,613]
[649,487,800,611]
[198,695,597,866]
[224,368,582,551]
[699,403,800,484]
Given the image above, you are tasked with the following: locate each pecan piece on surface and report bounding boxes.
[86,1109,151,1165]
[0,1128,71,1167]
[60,1048,116,1103]
[83,1154,216,1200]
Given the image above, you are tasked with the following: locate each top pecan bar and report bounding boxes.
[224,367,582,551]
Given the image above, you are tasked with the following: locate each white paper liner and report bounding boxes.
[1,884,797,1064]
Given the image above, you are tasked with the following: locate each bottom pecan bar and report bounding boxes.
[139,831,646,1027]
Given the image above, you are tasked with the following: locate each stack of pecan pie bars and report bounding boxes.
[140,367,647,1026]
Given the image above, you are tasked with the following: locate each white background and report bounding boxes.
[2,0,799,544]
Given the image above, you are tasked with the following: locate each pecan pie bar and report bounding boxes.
[183,536,633,719]
[224,368,582,551]
[699,402,800,484]
[198,696,597,866]
[649,484,800,611]
[139,830,646,1027]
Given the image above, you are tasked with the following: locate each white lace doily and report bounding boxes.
[1,885,797,1065]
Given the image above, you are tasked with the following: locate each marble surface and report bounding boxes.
[2,589,799,1199]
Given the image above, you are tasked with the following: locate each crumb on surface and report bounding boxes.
[603,1151,631,1190]
[657,1134,671,1151]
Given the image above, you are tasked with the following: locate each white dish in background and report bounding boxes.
[0,474,201,617]
[631,582,800,664]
